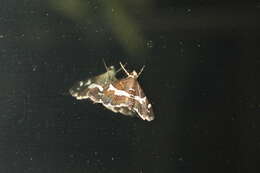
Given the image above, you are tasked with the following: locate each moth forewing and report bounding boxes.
[100,78,135,116]
[132,81,154,121]
[69,78,92,99]
[69,66,117,103]
[100,75,155,121]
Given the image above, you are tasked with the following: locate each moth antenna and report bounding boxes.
[116,62,127,73]
[137,65,145,77]
[102,59,109,71]
[119,62,130,76]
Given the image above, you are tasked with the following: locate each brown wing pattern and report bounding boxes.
[101,76,154,121]
[101,77,135,116]
[70,67,117,103]
[69,78,104,103]
[132,81,154,121]
[69,79,92,100]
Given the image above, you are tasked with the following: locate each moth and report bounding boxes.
[69,62,154,121]
[100,62,154,121]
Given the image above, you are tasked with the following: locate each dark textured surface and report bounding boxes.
[0,0,259,173]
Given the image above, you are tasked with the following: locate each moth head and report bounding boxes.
[107,65,115,71]
[129,70,138,78]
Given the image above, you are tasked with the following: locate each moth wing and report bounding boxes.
[69,78,92,100]
[101,78,135,116]
[69,78,105,103]
[132,81,154,121]
[69,67,117,102]
[86,70,118,103]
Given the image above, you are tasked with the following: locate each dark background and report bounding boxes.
[0,0,259,172]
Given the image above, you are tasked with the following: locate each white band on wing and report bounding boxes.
[88,83,104,91]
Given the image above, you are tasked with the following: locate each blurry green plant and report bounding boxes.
[48,0,153,59]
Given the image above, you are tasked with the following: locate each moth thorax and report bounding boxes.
[107,67,116,77]
[129,71,138,78]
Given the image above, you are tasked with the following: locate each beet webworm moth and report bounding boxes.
[69,61,155,121]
